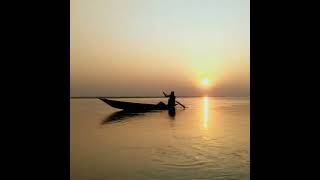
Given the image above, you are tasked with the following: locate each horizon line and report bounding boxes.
[70,95,250,99]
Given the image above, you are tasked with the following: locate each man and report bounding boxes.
[158,91,185,109]
[156,91,176,109]
[164,91,176,108]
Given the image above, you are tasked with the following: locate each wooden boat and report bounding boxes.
[99,98,168,111]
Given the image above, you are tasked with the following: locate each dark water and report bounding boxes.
[71,97,250,180]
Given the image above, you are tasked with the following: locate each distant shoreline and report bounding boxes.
[70,96,250,99]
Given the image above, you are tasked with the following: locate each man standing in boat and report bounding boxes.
[163,91,176,108]
[157,91,185,109]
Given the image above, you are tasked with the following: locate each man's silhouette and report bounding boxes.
[164,91,176,109]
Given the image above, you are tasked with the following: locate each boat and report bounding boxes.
[99,98,169,111]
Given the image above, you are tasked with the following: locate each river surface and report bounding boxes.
[71,97,250,180]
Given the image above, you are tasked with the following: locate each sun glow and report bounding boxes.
[202,78,209,85]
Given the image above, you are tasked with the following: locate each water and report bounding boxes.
[71,97,250,180]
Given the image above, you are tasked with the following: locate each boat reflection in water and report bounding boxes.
[102,110,145,124]
[102,108,176,124]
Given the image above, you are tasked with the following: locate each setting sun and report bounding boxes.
[202,78,209,85]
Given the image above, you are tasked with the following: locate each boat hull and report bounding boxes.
[99,98,168,111]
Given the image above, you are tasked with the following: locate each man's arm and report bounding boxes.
[163,92,169,97]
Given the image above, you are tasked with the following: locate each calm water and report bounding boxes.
[71,97,250,180]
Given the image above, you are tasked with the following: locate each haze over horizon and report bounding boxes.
[71,0,250,97]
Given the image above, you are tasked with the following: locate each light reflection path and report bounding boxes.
[204,96,208,129]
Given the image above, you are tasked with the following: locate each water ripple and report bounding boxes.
[146,136,249,180]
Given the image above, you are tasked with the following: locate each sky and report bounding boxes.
[71,0,250,97]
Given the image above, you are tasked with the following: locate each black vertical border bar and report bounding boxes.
[64,0,70,178]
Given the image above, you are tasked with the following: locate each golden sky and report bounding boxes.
[71,0,250,97]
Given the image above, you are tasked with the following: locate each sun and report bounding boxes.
[202,78,209,85]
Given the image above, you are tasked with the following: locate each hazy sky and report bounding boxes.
[71,0,250,97]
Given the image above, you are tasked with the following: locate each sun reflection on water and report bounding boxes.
[204,96,208,129]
